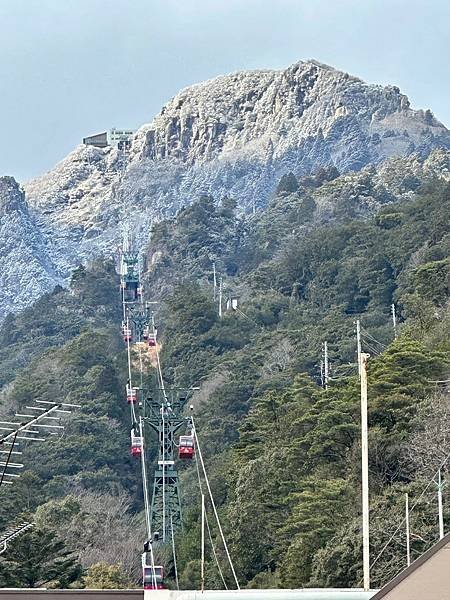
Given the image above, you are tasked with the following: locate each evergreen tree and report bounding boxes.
[0,529,82,588]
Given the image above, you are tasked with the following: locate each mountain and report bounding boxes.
[0,168,448,589]
[0,177,63,317]
[1,60,449,318]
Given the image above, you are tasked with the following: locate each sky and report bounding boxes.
[0,0,448,182]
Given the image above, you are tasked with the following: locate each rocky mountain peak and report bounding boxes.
[0,176,27,215]
[133,59,447,172]
[3,59,448,319]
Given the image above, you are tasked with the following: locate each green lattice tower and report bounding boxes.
[144,391,189,541]
[125,302,151,341]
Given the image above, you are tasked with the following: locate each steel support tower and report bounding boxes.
[144,391,190,540]
[121,239,188,542]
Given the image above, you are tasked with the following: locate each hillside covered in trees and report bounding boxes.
[0,151,448,589]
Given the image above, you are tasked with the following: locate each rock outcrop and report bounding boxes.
[2,60,448,317]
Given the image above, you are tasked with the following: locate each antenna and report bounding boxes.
[0,522,34,555]
[0,401,80,488]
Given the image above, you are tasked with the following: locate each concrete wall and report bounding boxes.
[145,591,376,600]
[0,589,377,600]
[0,591,141,600]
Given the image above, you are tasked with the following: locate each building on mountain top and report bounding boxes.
[83,127,135,149]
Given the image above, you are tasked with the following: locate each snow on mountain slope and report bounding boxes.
[0,177,63,318]
[6,60,450,316]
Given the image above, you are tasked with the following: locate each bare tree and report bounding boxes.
[35,490,144,581]
[261,338,294,378]
[405,391,450,480]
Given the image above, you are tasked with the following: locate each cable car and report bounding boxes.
[137,285,143,298]
[124,280,139,302]
[121,323,132,343]
[131,430,143,457]
[143,564,166,590]
[147,330,157,347]
[178,435,195,459]
[126,385,138,404]
[142,326,149,340]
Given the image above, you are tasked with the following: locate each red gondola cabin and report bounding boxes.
[143,565,166,590]
[131,430,143,457]
[122,324,132,343]
[126,386,138,404]
[179,435,195,459]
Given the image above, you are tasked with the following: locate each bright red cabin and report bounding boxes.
[131,430,143,457]
[178,435,195,459]
[126,386,138,404]
[143,566,166,590]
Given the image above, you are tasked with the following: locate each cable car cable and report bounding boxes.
[120,238,159,592]
[170,510,179,590]
[360,327,387,350]
[138,416,158,590]
[363,449,450,584]
[194,447,228,589]
[192,418,240,589]
[162,405,166,541]
[0,430,19,489]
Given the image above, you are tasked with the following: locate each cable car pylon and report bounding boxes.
[119,234,171,590]
[119,234,236,591]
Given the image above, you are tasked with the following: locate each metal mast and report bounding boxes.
[144,390,190,540]
[119,234,188,542]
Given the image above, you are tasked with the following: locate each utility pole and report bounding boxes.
[360,352,370,592]
[213,262,217,302]
[356,320,362,377]
[201,493,205,592]
[405,493,411,567]
[323,342,329,390]
[391,304,397,340]
[438,469,444,540]
[218,277,223,319]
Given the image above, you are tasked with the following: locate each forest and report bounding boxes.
[0,157,448,589]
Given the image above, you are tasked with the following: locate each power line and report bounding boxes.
[192,417,240,589]
[170,510,179,590]
[365,450,450,581]
[194,446,228,589]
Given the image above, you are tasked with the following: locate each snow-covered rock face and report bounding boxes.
[6,60,450,317]
[0,178,63,319]
[136,60,445,170]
